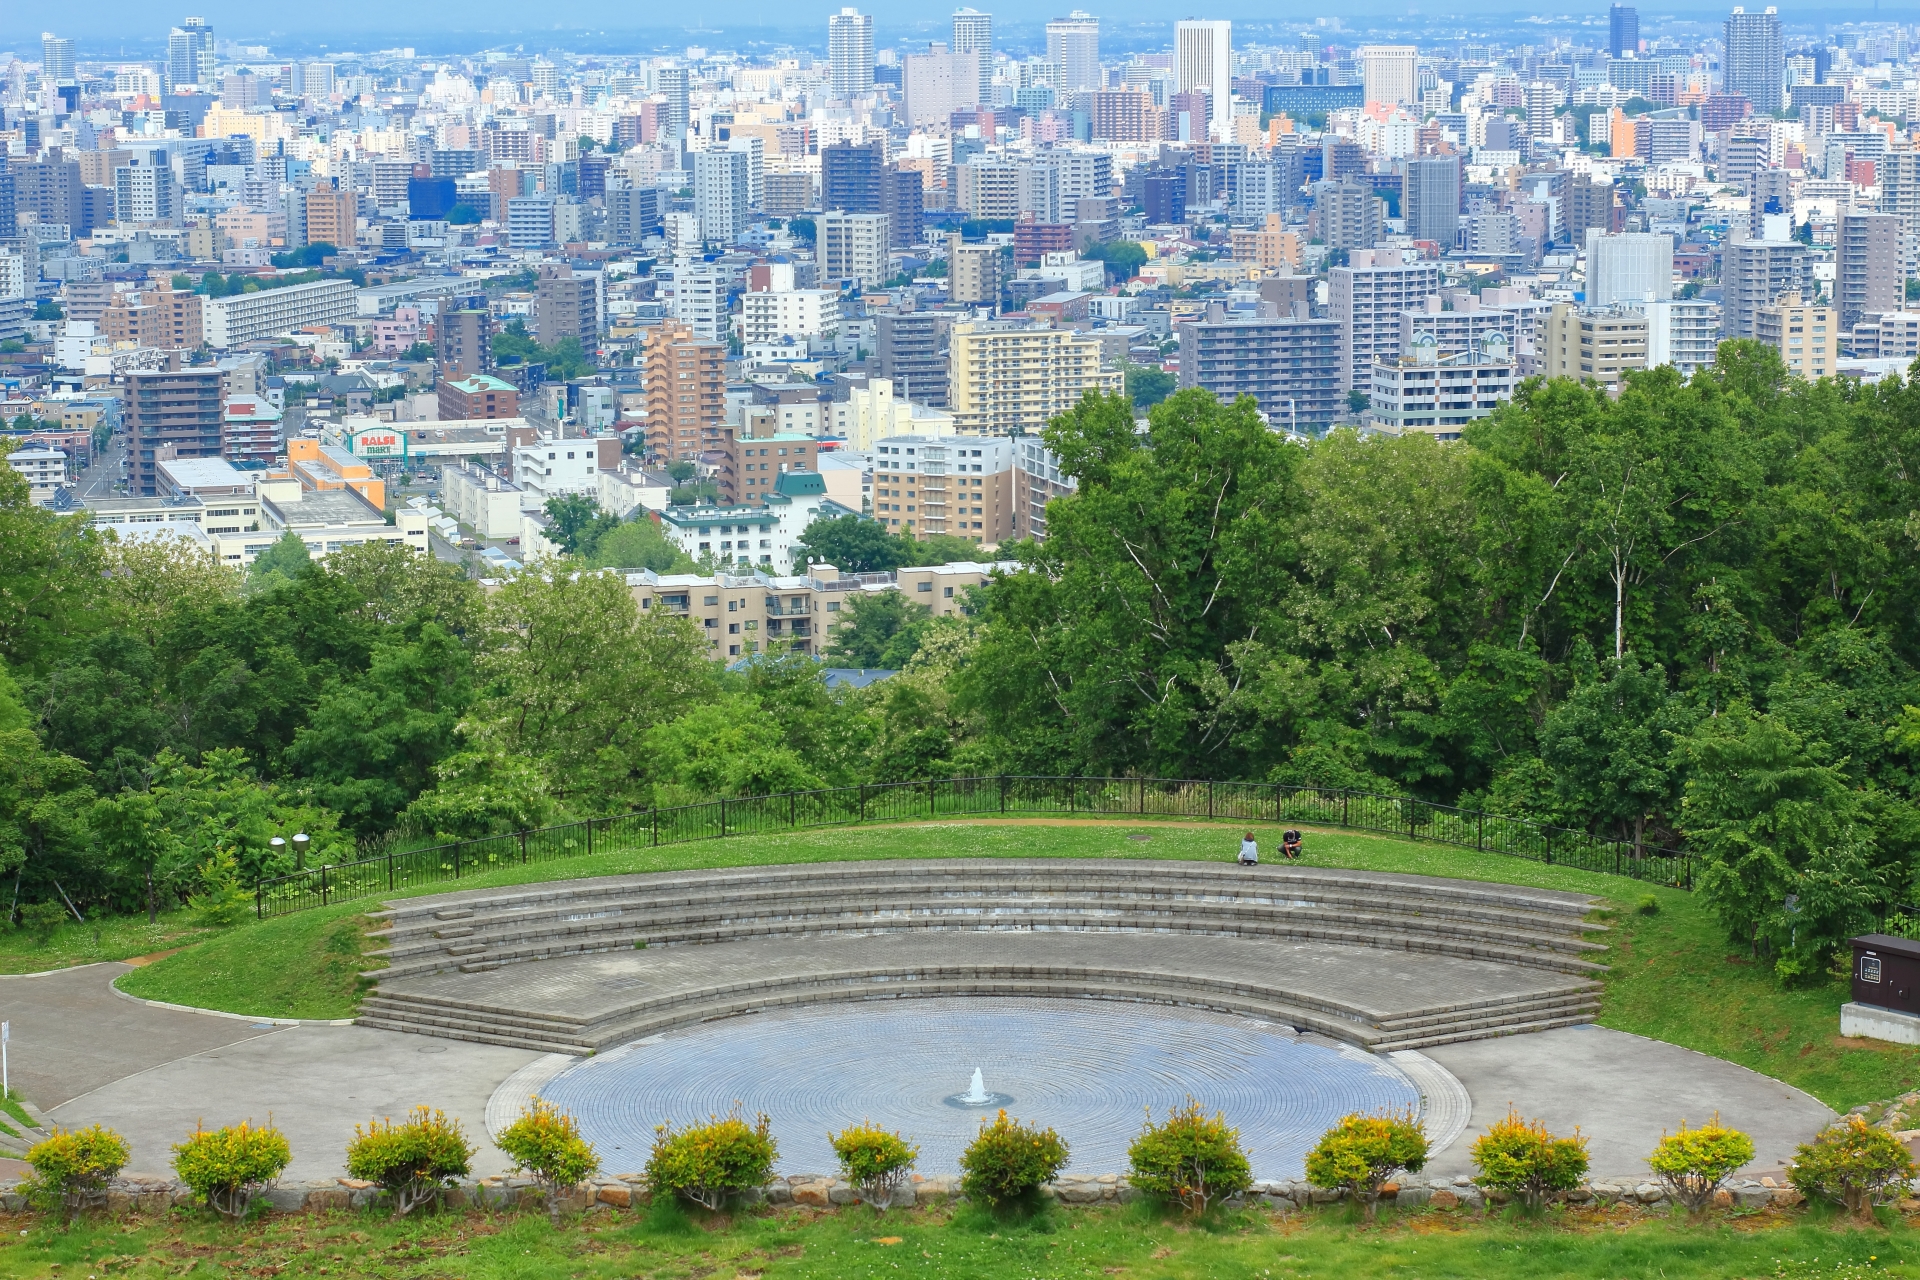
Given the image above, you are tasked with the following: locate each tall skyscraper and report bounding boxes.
[1047,11,1102,95]
[1402,155,1462,246]
[1723,6,1783,114]
[694,148,751,246]
[952,9,994,107]
[1174,20,1232,140]
[1835,211,1901,330]
[1358,45,1418,108]
[1609,4,1639,59]
[40,34,75,85]
[1586,232,1674,306]
[829,8,875,101]
[168,29,200,92]
[656,67,690,139]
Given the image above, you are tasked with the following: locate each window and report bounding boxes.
[704,595,719,605]
[826,600,840,612]
[917,581,933,592]
[729,622,739,634]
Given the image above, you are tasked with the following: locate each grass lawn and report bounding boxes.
[1,1199,1918,1280]
[113,816,1920,1110]
[0,909,219,976]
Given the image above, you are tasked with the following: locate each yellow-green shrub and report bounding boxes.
[496,1098,602,1225]
[1303,1109,1429,1221]
[1789,1115,1916,1219]
[1127,1098,1253,1216]
[1647,1115,1755,1219]
[1470,1108,1588,1211]
[172,1119,293,1220]
[25,1125,130,1221]
[831,1121,919,1211]
[344,1107,474,1218]
[644,1108,778,1212]
[958,1110,1069,1208]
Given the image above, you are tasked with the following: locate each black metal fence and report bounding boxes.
[253,775,1694,920]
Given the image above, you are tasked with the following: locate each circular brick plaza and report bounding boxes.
[530,996,1427,1179]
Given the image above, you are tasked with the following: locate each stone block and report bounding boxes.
[1772,1187,1804,1207]
[1733,1186,1773,1210]
[1054,1181,1105,1204]
[599,1184,633,1209]
[1711,1188,1733,1210]
[1635,1183,1664,1205]
[1393,1186,1432,1208]
[791,1181,833,1208]
[763,1181,794,1205]
[1310,1186,1342,1204]
[1429,1189,1460,1210]
[1453,1187,1485,1209]
[307,1188,350,1212]
[827,1185,860,1206]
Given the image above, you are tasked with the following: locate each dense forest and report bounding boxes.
[3,339,1918,979]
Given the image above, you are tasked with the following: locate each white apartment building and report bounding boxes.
[1358,45,1418,107]
[511,437,600,504]
[657,471,860,575]
[694,148,751,247]
[1586,232,1674,307]
[1329,250,1444,391]
[1640,299,1722,377]
[443,463,535,541]
[672,263,732,342]
[740,289,842,345]
[203,279,357,348]
[1174,20,1232,138]
[1042,149,1115,201]
[1371,332,1515,441]
[5,446,68,505]
[817,211,891,288]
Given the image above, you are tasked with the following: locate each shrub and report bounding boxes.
[958,1110,1070,1208]
[26,1125,130,1222]
[1636,894,1660,915]
[496,1097,602,1225]
[645,1107,778,1212]
[1470,1108,1589,1211]
[1127,1098,1254,1216]
[344,1107,475,1218]
[1647,1115,1755,1219]
[172,1119,293,1220]
[831,1121,919,1211]
[1789,1115,1916,1219]
[1303,1109,1429,1221]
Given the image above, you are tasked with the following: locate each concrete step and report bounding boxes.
[1374,1012,1603,1054]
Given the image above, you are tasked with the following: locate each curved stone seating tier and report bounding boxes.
[358,860,1607,1056]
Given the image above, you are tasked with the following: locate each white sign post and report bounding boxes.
[2,1020,9,1099]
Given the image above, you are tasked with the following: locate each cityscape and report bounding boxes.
[7,5,1920,1277]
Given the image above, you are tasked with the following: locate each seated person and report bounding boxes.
[1282,829,1303,861]
[1238,832,1259,865]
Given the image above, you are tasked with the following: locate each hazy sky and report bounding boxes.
[1,3,1893,54]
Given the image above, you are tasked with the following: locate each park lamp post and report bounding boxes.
[270,836,286,870]
[292,833,310,871]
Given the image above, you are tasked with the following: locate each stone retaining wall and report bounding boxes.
[0,1172,1810,1215]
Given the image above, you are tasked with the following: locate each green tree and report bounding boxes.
[1085,240,1147,283]
[0,730,95,918]
[543,495,620,558]
[586,516,696,572]
[643,695,823,803]
[1125,364,1175,409]
[247,531,312,588]
[91,789,186,924]
[794,514,907,573]
[0,441,107,676]
[1539,653,1694,856]
[826,593,934,669]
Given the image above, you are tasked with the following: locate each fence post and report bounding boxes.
[1207,781,1214,820]
[929,778,936,818]
[1410,802,1417,841]
[860,785,868,823]
[791,791,798,828]
[587,819,594,858]
[1342,792,1349,828]
[388,849,395,892]
[721,797,728,837]
[1069,778,1076,814]
[1477,813,1484,853]
[652,807,659,848]
[1000,775,1007,814]
[320,865,330,906]
[519,831,528,865]
[256,883,264,920]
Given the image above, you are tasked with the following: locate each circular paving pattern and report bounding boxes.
[534,997,1424,1179]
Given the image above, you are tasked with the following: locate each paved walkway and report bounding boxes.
[0,964,535,1180]
[1422,1024,1834,1176]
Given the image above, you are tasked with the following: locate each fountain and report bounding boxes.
[942,1065,1013,1109]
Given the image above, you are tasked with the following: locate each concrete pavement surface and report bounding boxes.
[1422,1022,1835,1177]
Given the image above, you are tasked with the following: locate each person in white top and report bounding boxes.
[1238,832,1258,865]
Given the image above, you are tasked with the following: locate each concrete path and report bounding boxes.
[0,964,536,1180]
[1422,1023,1835,1177]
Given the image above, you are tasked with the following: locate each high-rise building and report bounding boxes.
[1723,6,1784,115]
[167,16,215,92]
[1640,299,1722,376]
[643,323,727,461]
[1542,303,1650,392]
[656,68,691,139]
[1402,156,1461,246]
[1586,232,1674,306]
[41,34,75,85]
[436,299,492,380]
[694,148,751,246]
[1047,11,1102,95]
[1358,45,1418,108]
[114,155,179,225]
[127,369,223,495]
[822,140,886,213]
[1880,149,1920,256]
[952,9,994,107]
[947,320,1121,434]
[1566,175,1620,241]
[904,49,981,125]
[1313,178,1382,251]
[1721,237,1810,338]
[1370,332,1515,440]
[948,238,1002,306]
[1174,20,1232,140]
[1177,310,1342,429]
[1835,211,1902,329]
[829,8,875,101]
[1609,4,1639,58]
[536,268,601,346]
[818,210,890,287]
[1329,250,1443,391]
[876,308,956,406]
[303,180,358,249]
[1754,290,1836,380]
